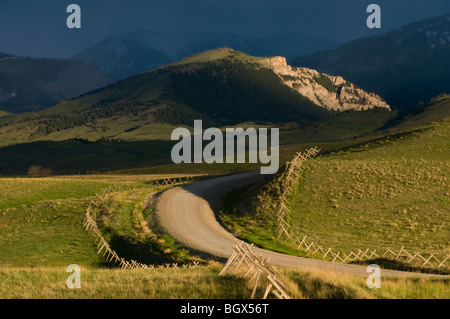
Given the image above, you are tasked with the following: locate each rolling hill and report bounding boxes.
[220,109,450,273]
[10,48,450,177]
[292,13,450,109]
[72,30,341,81]
[0,52,112,113]
[0,48,389,148]
[9,48,450,176]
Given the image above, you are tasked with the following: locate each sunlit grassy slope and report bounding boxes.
[0,172,448,298]
[0,266,447,299]
[2,97,449,176]
[0,110,399,176]
[220,118,450,270]
[289,119,449,255]
[0,175,187,267]
[0,110,11,117]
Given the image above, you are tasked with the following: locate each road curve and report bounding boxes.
[157,172,446,278]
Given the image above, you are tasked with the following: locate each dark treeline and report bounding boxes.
[34,100,158,135]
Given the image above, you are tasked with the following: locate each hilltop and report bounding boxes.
[71,29,340,81]
[0,48,389,147]
[260,56,389,112]
[72,34,172,80]
[1,49,449,176]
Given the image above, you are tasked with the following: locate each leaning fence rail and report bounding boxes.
[150,176,194,187]
[220,242,290,299]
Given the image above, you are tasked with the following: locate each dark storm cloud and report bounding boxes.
[1,0,450,58]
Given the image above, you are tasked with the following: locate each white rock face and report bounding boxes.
[257,56,391,112]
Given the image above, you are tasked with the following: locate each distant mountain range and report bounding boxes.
[2,47,449,176]
[0,48,389,147]
[292,14,450,109]
[72,30,339,80]
[72,34,172,80]
[0,53,112,113]
[3,13,449,117]
[71,14,450,109]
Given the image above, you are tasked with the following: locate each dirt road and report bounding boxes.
[157,172,446,278]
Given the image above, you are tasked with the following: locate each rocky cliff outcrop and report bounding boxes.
[258,56,390,111]
[291,14,450,108]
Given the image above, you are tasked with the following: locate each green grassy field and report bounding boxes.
[382,94,450,133]
[0,170,448,298]
[219,118,450,274]
[0,108,391,149]
[288,120,449,256]
[0,119,404,176]
[0,175,190,267]
[1,106,449,298]
[173,47,267,66]
[0,139,175,175]
[0,177,111,267]
[0,266,250,299]
[2,98,448,176]
[0,265,447,299]
[90,187,199,265]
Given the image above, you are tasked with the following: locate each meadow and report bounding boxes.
[1,173,448,299]
[289,120,449,256]
[0,265,448,299]
[0,120,448,298]
[220,119,450,274]
[0,175,189,267]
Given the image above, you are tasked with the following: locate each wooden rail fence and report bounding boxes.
[220,242,290,299]
[150,176,194,187]
[276,147,320,239]
[275,148,449,270]
[83,183,201,269]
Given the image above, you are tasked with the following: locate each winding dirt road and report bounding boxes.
[157,172,446,278]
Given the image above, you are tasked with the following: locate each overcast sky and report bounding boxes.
[1,0,450,59]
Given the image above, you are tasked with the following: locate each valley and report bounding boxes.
[0,23,449,300]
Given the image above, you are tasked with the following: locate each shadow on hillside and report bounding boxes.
[350,257,450,276]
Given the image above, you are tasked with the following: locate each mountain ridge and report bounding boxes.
[291,13,450,109]
[72,34,172,80]
[0,48,391,146]
[71,30,341,81]
[0,52,113,113]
